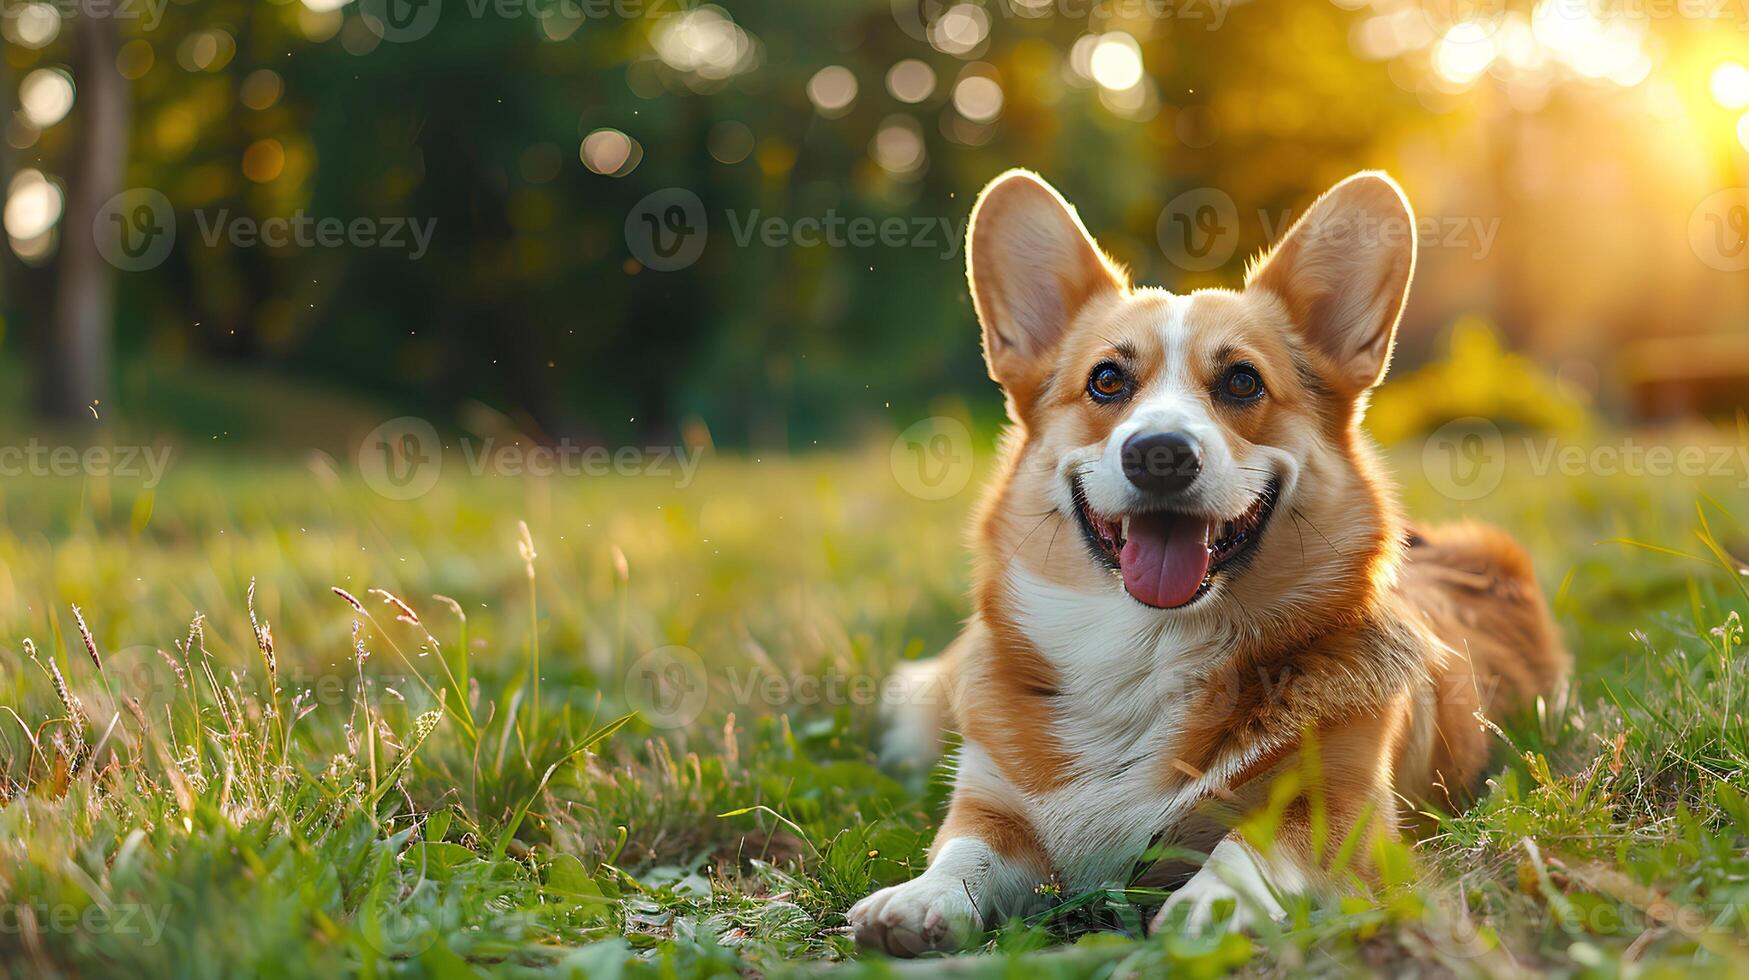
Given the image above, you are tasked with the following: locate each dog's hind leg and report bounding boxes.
[877,618,982,767]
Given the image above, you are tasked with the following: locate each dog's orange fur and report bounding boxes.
[851,170,1569,954]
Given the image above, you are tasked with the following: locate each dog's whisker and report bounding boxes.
[1289,507,1349,558]
[1004,510,1062,569]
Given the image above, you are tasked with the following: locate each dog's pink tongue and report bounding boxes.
[1119,512,1212,609]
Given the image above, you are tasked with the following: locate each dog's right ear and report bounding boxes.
[967,171,1124,412]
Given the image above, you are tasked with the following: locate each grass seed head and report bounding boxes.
[432,593,466,623]
[518,521,537,580]
[368,588,420,625]
[156,648,188,688]
[180,613,207,661]
[332,587,367,614]
[71,604,104,675]
[48,657,88,735]
[247,579,278,678]
[258,622,277,679]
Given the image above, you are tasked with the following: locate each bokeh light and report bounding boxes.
[886,60,936,104]
[871,115,926,176]
[1711,62,1749,110]
[1,2,59,48]
[1089,33,1144,93]
[1433,23,1495,86]
[708,121,755,164]
[242,139,287,183]
[177,28,237,73]
[1529,1,1648,85]
[952,72,1003,124]
[651,6,758,82]
[4,169,63,242]
[241,70,284,110]
[582,128,641,177]
[18,69,75,129]
[117,40,156,80]
[807,66,858,117]
[929,4,989,57]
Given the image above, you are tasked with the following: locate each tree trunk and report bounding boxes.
[38,11,129,421]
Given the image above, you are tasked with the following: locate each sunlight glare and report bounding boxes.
[1711,62,1749,110]
[1089,32,1144,93]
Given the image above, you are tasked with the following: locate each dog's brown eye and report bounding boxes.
[1088,363,1129,403]
[1219,364,1263,402]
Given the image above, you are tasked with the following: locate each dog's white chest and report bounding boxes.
[1004,570,1220,888]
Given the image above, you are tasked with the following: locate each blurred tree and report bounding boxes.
[39,13,127,421]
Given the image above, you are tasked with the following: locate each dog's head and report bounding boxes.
[969,171,1413,631]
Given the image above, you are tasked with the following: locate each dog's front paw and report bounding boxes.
[1150,867,1256,935]
[848,874,982,956]
[1148,840,1290,937]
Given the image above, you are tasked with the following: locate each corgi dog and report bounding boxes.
[849,171,1568,955]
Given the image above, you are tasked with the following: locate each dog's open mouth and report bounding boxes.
[1071,477,1279,610]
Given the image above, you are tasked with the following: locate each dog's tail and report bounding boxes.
[876,621,978,767]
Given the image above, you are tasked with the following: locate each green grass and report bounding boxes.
[2,431,1749,978]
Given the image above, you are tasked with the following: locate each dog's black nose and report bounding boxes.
[1121,432,1201,494]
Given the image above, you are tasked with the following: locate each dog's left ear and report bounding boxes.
[1245,172,1416,397]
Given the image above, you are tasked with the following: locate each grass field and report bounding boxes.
[2,427,1749,978]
